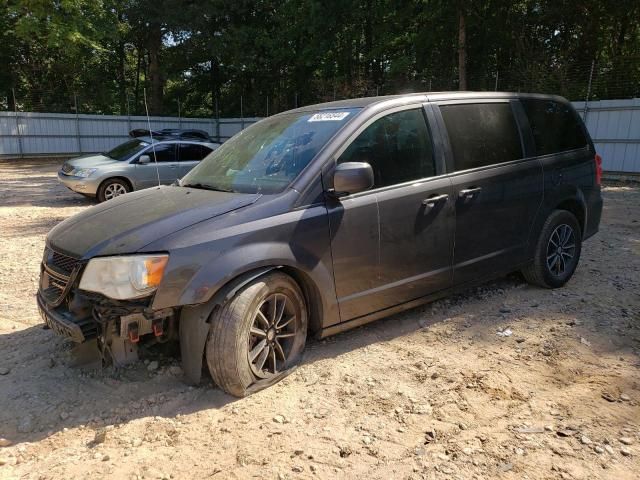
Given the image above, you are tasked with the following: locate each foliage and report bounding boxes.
[2,0,639,115]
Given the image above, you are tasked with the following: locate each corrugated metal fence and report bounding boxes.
[572,99,640,174]
[2,100,639,173]
[0,112,260,157]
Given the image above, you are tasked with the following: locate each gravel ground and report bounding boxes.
[0,159,639,480]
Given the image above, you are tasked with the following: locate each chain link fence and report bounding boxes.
[2,56,639,117]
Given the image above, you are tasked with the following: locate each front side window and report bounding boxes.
[521,99,588,155]
[105,139,150,161]
[440,102,523,171]
[338,108,435,188]
[181,108,359,194]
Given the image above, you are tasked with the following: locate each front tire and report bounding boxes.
[522,210,582,288]
[97,178,131,202]
[206,272,307,397]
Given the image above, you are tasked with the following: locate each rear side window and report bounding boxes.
[338,108,435,187]
[440,103,523,171]
[521,99,588,155]
[179,143,211,161]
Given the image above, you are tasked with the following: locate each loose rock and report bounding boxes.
[0,367,9,375]
[619,437,633,445]
[147,361,159,372]
[0,438,11,448]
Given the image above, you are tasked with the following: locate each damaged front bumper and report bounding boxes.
[37,247,178,365]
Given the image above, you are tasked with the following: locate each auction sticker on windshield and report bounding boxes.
[308,112,350,122]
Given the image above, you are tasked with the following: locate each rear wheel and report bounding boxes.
[97,178,131,202]
[206,272,307,397]
[522,210,582,288]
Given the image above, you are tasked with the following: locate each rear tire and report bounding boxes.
[522,210,582,288]
[97,178,131,203]
[206,272,307,397]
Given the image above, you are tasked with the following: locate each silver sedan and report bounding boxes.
[58,137,219,202]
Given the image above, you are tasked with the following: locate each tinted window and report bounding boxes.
[521,99,588,155]
[181,108,358,194]
[106,139,150,161]
[440,103,523,171]
[179,143,211,161]
[338,109,435,187]
[147,143,176,162]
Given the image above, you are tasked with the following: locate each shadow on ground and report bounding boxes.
[2,272,638,446]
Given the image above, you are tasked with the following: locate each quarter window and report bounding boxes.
[338,109,435,188]
[440,103,523,171]
[521,99,588,155]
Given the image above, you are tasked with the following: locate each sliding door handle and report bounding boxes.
[458,187,481,199]
[422,194,449,208]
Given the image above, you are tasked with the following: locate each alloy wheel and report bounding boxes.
[248,293,298,378]
[104,183,128,200]
[546,223,576,276]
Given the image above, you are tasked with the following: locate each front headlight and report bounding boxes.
[73,168,97,178]
[79,254,169,300]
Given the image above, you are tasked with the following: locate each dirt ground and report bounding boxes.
[0,159,639,480]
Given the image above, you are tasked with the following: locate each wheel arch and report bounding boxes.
[528,187,587,259]
[555,197,586,235]
[98,175,134,193]
[179,264,324,385]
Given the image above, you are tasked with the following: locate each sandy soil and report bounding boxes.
[0,159,639,480]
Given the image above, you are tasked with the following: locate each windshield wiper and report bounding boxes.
[181,182,234,193]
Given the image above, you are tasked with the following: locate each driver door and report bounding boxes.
[327,106,455,321]
[135,143,180,188]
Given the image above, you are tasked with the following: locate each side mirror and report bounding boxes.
[332,162,374,196]
[138,154,151,164]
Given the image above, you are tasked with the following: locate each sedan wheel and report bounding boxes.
[104,183,128,200]
[97,178,131,203]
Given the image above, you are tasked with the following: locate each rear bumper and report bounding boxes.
[584,192,603,240]
[57,172,99,196]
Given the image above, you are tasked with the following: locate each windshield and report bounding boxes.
[105,139,150,161]
[180,108,359,194]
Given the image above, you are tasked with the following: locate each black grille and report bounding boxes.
[50,250,79,275]
[43,247,80,276]
[40,247,81,307]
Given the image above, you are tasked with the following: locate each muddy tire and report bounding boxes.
[206,272,307,397]
[522,210,582,288]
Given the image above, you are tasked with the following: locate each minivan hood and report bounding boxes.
[47,186,260,258]
[66,154,121,168]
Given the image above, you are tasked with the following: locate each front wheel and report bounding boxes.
[522,210,582,288]
[206,272,307,397]
[97,178,131,202]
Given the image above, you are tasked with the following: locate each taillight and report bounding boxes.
[594,154,602,186]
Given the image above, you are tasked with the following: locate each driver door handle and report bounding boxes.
[458,187,482,199]
[422,194,449,208]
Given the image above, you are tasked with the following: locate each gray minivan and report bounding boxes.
[58,137,219,202]
[38,92,603,397]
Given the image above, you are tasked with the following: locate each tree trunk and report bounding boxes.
[457,9,467,90]
[147,25,163,115]
[134,45,142,115]
[117,40,126,115]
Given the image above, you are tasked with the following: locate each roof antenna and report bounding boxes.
[143,88,161,188]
